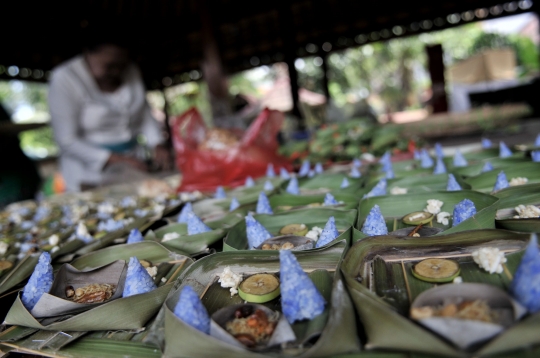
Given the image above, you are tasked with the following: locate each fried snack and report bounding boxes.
[411,299,497,323]
[66,283,116,304]
[225,307,278,347]
[261,242,295,250]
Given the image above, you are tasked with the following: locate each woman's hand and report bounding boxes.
[105,153,148,172]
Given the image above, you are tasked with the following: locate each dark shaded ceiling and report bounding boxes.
[0,0,535,88]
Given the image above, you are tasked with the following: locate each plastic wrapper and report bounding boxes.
[172,108,292,192]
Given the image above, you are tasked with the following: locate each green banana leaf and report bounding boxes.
[163,250,360,357]
[223,208,357,251]
[75,217,153,256]
[386,173,470,194]
[464,162,540,193]
[5,284,171,331]
[451,155,534,178]
[293,174,364,194]
[356,190,499,237]
[0,338,161,358]
[492,183,540,233]
[269,192,360,213]
[146,223,226,255]
[2,240,193,332]
[341,229,534,357]
[70,241,192,270]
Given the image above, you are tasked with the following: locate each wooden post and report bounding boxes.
[425,44,448,113]
[277,2,305,129]
[198,0,232,121]
[320,53,331,101]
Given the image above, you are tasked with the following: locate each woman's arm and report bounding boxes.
[48,69,111,172]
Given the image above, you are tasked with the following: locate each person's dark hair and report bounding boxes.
[81,20,134,54]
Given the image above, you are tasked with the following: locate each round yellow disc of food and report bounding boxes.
[412,258,460,283]
[238,273,280,303]
[403,211,434,225]
[279,224,308,236]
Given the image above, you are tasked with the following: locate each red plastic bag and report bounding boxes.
[172,107,292,192]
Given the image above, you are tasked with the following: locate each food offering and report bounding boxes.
[410,283,526,349]
[342,229,539,356]
[4,253,170,331]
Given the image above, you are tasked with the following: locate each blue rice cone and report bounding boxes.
[452,199,477,227]
[350,166,361,178]
[385,167,395,179]
[453,150,468,167]
[413,149,421,160]
[187,212,212,235]
[215,186,227,199]
[380,151,391,166]
[323,193,338,206]
[493,171,509,192]
[511,234,540,313]
[266,164,276,178]
[229,197,240,212]
[316,216,340,248]
[499,141,512,158]
[279,250,325,323]
[177,202,193,223]
[532,151,540,162]
[256,192,273,214]
[447,174,462,191]
[21,252,53,310]
[482,162,494,172]
[482,138,492,148]
[536,134,540,147]
[245,176,255,188]
[286,177,300,195]
[307,170,315,178]
[340,178,349,189]
[298,160,310,177]
[314,162,324,174]
[435,143,444,159]
[123,257,157,297]
[364,178,387,198]
[361,205,388,236]
[420,149,434,168]
[433,157,446,175]
[174,285,210,334]
[245,214,272,249]
[264,180,274,191]
[280,168,291,179]
[352,158,362,168]
[127,228,144,244]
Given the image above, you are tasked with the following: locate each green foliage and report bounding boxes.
[18,126,58,159]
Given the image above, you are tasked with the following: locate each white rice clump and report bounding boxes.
[424,199,444,215]
[437,212,451,225]
[471,247,507,274]
[217,266,243,296]
[509,177,528,186]
[513,204,540,219]
[305,226,323,241]
[390,187,408,195]
[162,232,181,242]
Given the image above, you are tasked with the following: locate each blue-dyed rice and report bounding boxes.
[361,205,388,236]
[279,250,325,323]
[256,192,273,214]
[21,252,54,310]
[446,174,462,191]
[187,212,212,235]
[245,215,272,249]
[174,285,210,334]
[452,199,476,227]
[122,257,157,297]
[316,216,339,247]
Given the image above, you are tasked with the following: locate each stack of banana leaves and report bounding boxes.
[1,136,540,358]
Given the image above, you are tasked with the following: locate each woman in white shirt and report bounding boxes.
[48,38,171,192]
